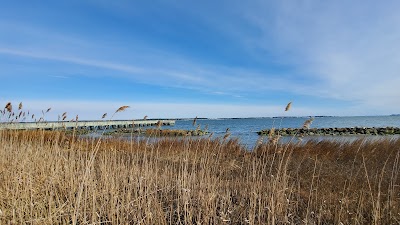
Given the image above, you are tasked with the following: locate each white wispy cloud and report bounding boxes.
[235,1,400,111]
[0,44,311,98]
[0,18,316,98]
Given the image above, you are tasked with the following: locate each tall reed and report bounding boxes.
[0,129,399,224]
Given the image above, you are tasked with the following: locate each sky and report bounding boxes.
[1,0,400,120]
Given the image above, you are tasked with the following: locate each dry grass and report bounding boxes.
[0,129,399,224]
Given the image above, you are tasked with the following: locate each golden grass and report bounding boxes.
[0,129,399,224]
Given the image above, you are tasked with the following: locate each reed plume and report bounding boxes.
[5,102,12,113]
[223,132,231,140]
[268,127,276,139]
[156,120,162,129]
[285,102,292,111]
[143,115,148,120]
[18,102,23,110]
[102,113,107,119]
[116,106,130,113]
[302,117,314,129]
[270,134,281,145]
[46,108,51,113]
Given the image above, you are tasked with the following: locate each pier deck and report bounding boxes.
[0,120,175,130]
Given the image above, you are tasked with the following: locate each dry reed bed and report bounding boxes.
[0,130,399,224]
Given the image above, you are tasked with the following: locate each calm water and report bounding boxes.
[169,116,400,149]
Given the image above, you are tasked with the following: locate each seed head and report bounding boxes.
[116,106,130,113]
[285,102,292,111]
[270,135,281,145]
[268,128,276,139]
[223,132,231,140]
[302,117,314,129]
[5,102,12,112]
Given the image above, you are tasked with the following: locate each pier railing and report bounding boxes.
[0,120,175,130]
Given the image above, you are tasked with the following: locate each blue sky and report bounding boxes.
[1,0,400,120]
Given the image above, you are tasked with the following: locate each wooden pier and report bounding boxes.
[0,120,175,131]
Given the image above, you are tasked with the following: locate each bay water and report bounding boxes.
[170,116,400,149]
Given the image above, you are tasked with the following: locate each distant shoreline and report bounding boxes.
[172,114,399,121]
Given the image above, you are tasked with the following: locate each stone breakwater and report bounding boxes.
[257,127,400,136]
[103,128,209,137]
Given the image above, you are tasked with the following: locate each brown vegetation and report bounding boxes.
[0,129,399,224]
[145,128,209,137]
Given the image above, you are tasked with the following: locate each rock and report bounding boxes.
[257,126,400,136]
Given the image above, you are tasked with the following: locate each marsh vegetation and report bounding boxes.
[0,102,399,224]
[0,129,399,224]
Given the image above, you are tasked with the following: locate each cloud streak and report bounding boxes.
[236,1,400,109]
[0,45,312,98]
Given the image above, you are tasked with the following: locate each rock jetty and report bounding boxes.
[257,127,400,136]
[145,129,209,136]
[103,128,209,137]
